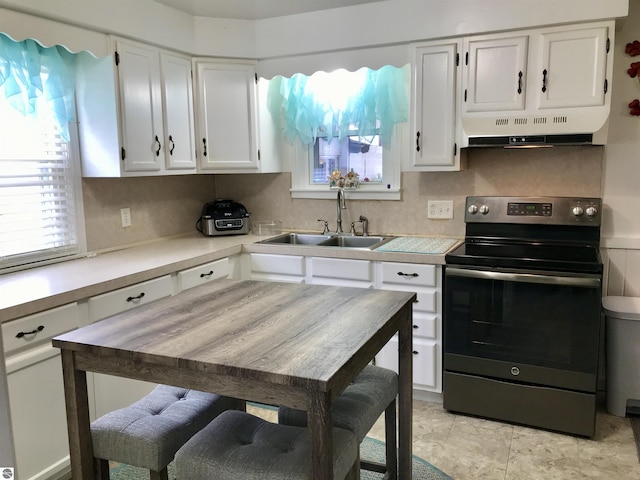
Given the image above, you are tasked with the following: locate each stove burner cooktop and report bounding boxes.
[445,241,603,274]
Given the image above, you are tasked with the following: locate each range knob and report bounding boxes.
[586,206,598,217]
[467,204,478,214]
[479,205,490,215]
[572,206,584,216]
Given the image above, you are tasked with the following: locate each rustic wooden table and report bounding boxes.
[53,279,415,479]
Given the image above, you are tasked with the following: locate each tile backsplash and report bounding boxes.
[82,146,603,251]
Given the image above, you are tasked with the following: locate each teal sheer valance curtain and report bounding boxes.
[267,65,409,146]
[0,33,77,141]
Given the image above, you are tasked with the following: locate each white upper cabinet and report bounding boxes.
[194,60,260,172]
[160,52,197,170]
[535,27,608,109]
[461,21,613,138]
[76,38,196,177]
[408,40,464,171]
[463,35,528,113]
[115,40,165,173]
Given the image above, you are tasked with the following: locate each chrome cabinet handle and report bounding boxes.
[16,325,44,338]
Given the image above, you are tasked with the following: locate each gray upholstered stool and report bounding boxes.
[278,365,398,479]
[174,410,360,480]
[91,384,243,480]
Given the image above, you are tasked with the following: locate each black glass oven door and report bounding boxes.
[444,267,602,379]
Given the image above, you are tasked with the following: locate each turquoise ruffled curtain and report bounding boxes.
[0,33,77,141]
[267,65,409,146]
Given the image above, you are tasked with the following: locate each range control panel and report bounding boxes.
[465,196,601,226]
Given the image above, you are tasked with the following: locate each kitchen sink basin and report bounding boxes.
[318,235,386,248]
[258,233,390,249]
[259,233,332,245]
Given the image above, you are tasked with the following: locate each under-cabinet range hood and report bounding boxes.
[462,109,610,147]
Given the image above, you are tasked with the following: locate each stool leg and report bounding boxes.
[96,458,110,480]
[150,468,169,480]
[384,399,397,480]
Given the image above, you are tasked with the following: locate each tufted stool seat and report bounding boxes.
[278,365,398,478]
[174,410,360,480]
[91,384,243,480]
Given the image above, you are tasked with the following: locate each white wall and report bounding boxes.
[0,0,629,60]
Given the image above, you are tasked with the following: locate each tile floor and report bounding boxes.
[249,399,640,480]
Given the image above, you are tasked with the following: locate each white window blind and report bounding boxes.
[0,99,85,270]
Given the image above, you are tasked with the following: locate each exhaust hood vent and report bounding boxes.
[462,109,610,147]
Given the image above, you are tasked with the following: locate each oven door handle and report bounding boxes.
[445,267,600,287]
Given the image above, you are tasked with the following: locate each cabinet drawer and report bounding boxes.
[380,284,436,313]
[380,262,436,287]
[2,303,79,355]
[88,275,173,322]
[251,253,305,276]
[412,312,437,340]
[177,258,230,291]
[311,257,372,282]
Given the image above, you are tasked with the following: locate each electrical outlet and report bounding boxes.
[428,200,454,219]
[120,208,132,228]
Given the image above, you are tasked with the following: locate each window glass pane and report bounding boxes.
[313,135,383,185]
[0,91,82,269]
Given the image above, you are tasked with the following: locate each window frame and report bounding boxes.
[0,117,87,273]
[290,123,404,200]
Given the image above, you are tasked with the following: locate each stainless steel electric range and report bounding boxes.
[443,196,603,437]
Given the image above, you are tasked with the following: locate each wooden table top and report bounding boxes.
[53,279,416,394]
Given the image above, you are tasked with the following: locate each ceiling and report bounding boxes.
[153,0,387,20]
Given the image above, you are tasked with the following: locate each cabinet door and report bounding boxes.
[116,40,164,172]
[464,35,528,112]
[196,62,259,171]
[7,347,70,480]
[160,52,197,170]
[376,337,438,390]
[310,257,373,288]
[411,41,460,169]
[536,27,608,109]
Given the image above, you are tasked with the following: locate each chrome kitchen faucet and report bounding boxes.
[336,187,347,233]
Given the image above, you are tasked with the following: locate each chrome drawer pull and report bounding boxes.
[397,272,419,278]
[16,325,44,338]
[126,292,146,303]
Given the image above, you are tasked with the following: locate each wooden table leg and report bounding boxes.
[60,350,95,479]
[307,388,333,480]
[397,307,413,480]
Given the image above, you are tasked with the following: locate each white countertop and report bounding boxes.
[0,232,460,323]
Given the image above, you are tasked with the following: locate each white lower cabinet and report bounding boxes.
[3,303,80,480]
[375,262,442,394]
[309,257,373,288]
[177,257,231,291]
[250,253,306,283]
[87,276,173,419]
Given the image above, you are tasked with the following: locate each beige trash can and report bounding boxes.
[603,296,640,417]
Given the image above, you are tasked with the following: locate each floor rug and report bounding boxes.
[108,436,452,480]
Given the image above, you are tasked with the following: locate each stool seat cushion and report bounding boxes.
[278,365,398,441]
[91,385,239,472]
[175,410,358,480]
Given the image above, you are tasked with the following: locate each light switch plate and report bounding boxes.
[428,200,454,219]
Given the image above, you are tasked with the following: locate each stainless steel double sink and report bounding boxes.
[257,232,392,250]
